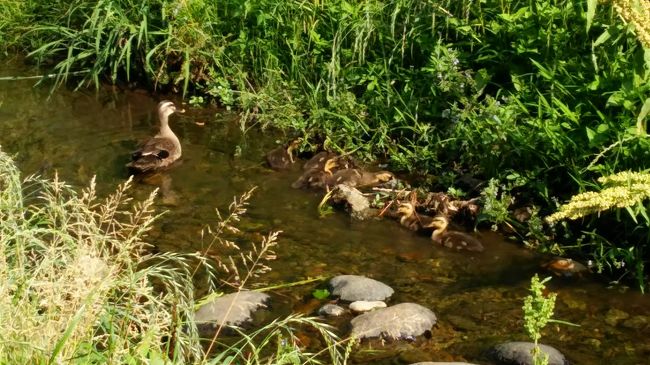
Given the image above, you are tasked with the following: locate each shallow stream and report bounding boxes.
[1,59,649,364]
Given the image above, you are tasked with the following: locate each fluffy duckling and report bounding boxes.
[396,202,436,231]
[325,169,394,189]
[303,151,337,171]
[127,100,184,174]
[291,158,339,189]
[266,139,301,170]
[303,151,355,171]
[429,215,484,252]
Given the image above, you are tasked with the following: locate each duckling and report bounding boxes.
[127,100,184,174]
[429,215,484,252]
[325,169,394,189]
[291,158,339,189]
[303,151,338,171]
[266,138,301,170]
[396,202,436,231]
[303,151,356,171]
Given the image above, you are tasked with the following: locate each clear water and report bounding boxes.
[1,59,649,364]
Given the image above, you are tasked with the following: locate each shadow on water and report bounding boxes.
[2,60,650,364]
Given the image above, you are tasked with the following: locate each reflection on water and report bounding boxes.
[1,60,650,364]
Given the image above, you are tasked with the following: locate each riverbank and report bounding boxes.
[2,0,649,288]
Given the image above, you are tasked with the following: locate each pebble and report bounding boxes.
[318,303,346,317]
[349,300,387,313]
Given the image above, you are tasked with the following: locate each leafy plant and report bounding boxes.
[479,179,513,230]
[522,275,557,365]
[312,289,331,300]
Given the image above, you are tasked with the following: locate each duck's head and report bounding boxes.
[374,171,395,183]
[288,138,302,149]
[397,202,415,217]
[286,138,303,158]
[431,215,449,230]
[323,158,339,175]
[157,100,185,119]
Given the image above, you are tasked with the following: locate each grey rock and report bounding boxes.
[489,341,568,365]
[350,302,437,340]
[318,304,346,317]
[329,275,394,302]
[330,184,377,220]
[195,291,270,329]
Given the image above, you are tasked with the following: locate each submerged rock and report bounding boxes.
[489,341,568,365]
[349,300,387,313]
[318,303,346,317]
[350,302,437,340]
[194,291,270,330]
[621,315,649,330]
[329,275,394,302]
[604,308,630,327]
[446,314,480,332]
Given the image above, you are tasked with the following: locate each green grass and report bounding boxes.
[3,0,650,289]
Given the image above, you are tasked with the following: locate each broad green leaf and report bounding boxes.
[596,124,609,133]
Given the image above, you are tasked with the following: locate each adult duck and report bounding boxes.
[127,100,184,174]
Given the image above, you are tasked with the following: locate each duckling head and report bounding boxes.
[397,202,415,217]
[287,138,303,150]
[374,171,395,183]
[285,138,303,163]
[323,158,339,175]
[430,215,449,230]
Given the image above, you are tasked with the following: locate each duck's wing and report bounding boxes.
[131,137,175,160]
[127,137,177,174]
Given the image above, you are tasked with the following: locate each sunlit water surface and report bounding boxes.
[1,60,649,364]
